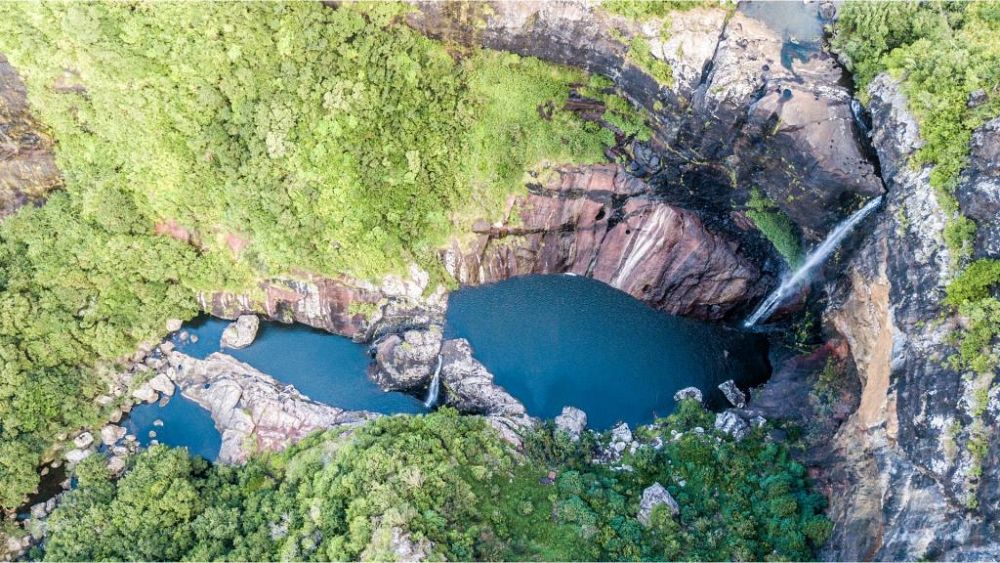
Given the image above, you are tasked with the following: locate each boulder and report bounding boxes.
[369,328,443,391]
[100,424,126,446]
[131,384,158,404]
[637,482,679,526]
[165,318,183,332]
[718,380,747,408]
[220,315,260,349]
[107,456,126,476]
[159,341,175,354]
[672,386,703,404]
[714,410,750,441]
[64,448,91,465]
[554,406,588,441]
[147,373,175,396]
[72,431,94,449]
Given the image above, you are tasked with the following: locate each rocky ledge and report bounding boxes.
[163,352,377,463]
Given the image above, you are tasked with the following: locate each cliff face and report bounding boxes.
[444,164,766,319]
[824,76,1000,561]
[0,54,61,220]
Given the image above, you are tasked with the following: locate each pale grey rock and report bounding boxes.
[611,422,633,444]
[72,431,94,449]
[638,482,679,526]
[64,448,91,465]
[220,314,260,349]
[170,351,376,463]
[107,455,126,476]
[437,338,534,446]
[29,502,47,520]
[555,406,588,441]
[147,372,175,396]
[714,410,750,441]
[159,341,175,354]
[100,424,126,446]
[166,318,183,333]
[672,386,703,404]
[131,384,158,404]
[718,380,747,408]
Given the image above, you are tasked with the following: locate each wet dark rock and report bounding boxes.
[956,116,1000,257]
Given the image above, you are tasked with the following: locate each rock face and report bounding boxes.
[369,327,443,391]
[165,352,376,464]
[717,380,747,408]
[637,482,679,526]
[672,387,703,404]
[0,54,62,220]
[444,165,766,320]
[822,76,1000,560]
[220,315,260,349]
[957,116,1000,257]
[405,2,882,236]
[554,406,588,441]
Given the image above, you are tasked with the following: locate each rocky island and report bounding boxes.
[0,1,997,561]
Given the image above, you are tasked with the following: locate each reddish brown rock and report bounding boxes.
[0,54,62,220]
[445,165,765,319]
[198,276,383,339]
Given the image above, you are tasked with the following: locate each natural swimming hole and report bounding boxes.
[128,275,770,458]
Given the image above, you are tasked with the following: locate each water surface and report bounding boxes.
[125,393,221,460]
[445,275,770,428]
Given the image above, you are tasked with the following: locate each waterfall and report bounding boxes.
[851,99,871,135]
[424,355,443,408]
[744,196,883,327]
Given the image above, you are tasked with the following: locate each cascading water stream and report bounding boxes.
[744,196,883,327]
[424,355,443,408]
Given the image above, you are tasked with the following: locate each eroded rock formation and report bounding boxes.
[821,76,1000,560]
[165,352,377,463]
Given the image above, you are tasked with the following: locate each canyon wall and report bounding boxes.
[824,77,1000,560]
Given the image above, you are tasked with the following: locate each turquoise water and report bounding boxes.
[124,393,221,460]
[445,275,770,429]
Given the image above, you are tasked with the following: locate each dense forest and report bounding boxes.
[39,405,830,561]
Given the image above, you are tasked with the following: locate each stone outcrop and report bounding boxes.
[0,54,62,220]
[957,116,1000,257]
[165,352,376,463]
[672,386,703,404]
[637,482,679,525]
[404,2,882,236]
[821,76,1000,560]
[198,265,447,340]
[220,314,260,349]
[717,380,747,408]
[369,327,443,391]
[554,406,588,441]
[444,165,766,320]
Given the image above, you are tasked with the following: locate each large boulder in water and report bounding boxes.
[368,327,442,391]
[220,315,259,349]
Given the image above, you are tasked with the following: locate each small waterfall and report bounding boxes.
[850,99,870,135]
[744,196,883,327]
[424,355,443,408]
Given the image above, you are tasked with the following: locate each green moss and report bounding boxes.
[745,188,803,267]
[628,35,674,88]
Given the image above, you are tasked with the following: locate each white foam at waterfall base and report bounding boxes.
[744,196,883,327]
[424,355,443,408]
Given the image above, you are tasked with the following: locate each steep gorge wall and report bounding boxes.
[824,76,1000,560]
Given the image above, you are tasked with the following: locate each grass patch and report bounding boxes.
[745,188,803,267]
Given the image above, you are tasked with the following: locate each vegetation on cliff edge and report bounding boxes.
[40,405,831,561]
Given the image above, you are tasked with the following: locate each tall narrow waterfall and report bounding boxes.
[744,196,883,327]
[424,355,443,408]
